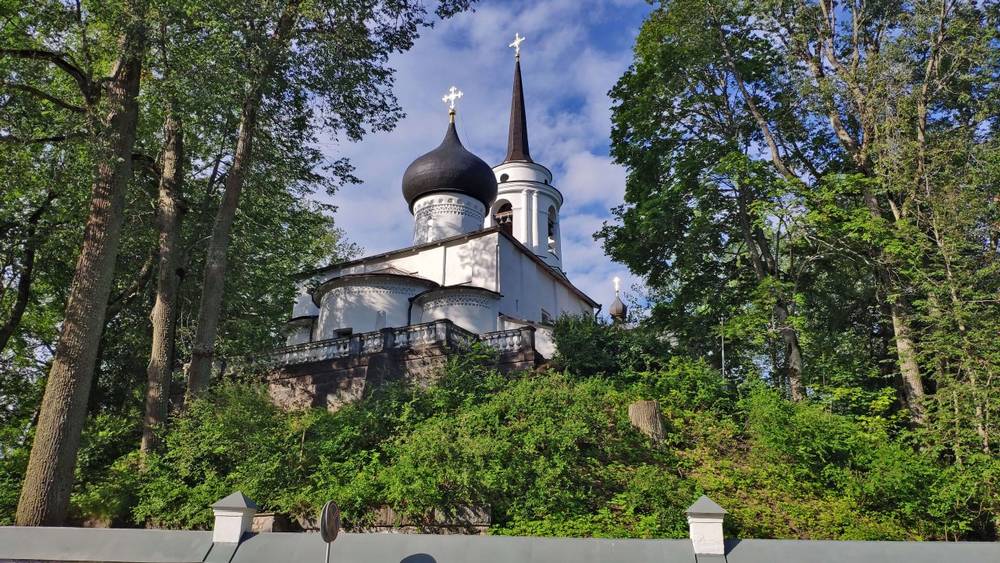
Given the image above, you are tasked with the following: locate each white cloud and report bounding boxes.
[560,152,627,209]
[313,0,650,314]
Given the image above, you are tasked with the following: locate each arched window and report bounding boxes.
[547,206,558,254]
[494,200,513,236]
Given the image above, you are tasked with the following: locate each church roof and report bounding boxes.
[401,118,498,211]
[310,271,438,307]
[298,226,599,308]
[503,57,532,164]
[412,284,503,305]
[609,294,627,321]
[368,266,418,276]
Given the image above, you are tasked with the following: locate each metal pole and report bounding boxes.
[325,542,330,563]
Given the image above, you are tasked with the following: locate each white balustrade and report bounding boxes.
[225,320,525,375]
[480,328,532,353]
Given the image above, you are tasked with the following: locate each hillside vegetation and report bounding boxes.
[4,0,997,531]
[3,317,993,540]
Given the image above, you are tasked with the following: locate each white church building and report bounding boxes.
[285,46,599,349]
[255,37,621,409]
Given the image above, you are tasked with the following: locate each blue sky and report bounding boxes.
[316,0,652,311]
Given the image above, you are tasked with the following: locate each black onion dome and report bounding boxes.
[402,120,498,212]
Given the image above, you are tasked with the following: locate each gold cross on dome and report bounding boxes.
[509,32,525,58]
[441,86,463,111]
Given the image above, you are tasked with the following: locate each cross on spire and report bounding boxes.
[509,33,525,59]
[441,85,463,112]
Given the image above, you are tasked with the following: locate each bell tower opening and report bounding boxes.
[494,200,514,236]
[547,206,558,254]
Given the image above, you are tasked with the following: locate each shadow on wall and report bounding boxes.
[449,234,495,290]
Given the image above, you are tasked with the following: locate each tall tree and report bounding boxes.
[184,0,302,395]
[8,0,149,525]
[141,112,183,453]
[185,0,474,395]
[139,9,188,454]
[599,1,816,398]
[1,0,362,523]
[603,0,999,422]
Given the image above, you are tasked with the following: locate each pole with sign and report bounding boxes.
[320,500,340,563]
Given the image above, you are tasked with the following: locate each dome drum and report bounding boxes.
[411,192,486,245]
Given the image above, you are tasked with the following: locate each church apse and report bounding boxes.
[413,286,501,334]
[312,274,436,338]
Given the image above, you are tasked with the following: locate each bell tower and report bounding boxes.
[489,33,564,270]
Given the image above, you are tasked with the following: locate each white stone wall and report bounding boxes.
[496,235,594,324]
[500,316,557,359]
[412,192,486,245]
[415,287,500,334]
[291,281,319,318]
[533,325,556,359]
[291,231,594,344]
[314,276,434,338]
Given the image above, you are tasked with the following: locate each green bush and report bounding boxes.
[121,346,978,539]
[5,327,984,539]
[551,315,673,378]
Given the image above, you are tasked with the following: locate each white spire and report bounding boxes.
[509,32,525,59]
[613,276,621,295]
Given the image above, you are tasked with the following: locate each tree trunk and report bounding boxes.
[781,9,927,419]
[734,189,806,401]
[141,114,184,454]
[0,187,56,353]
[185,97,259,397]
[628,400,665,443]
[891,301,925,424]
[87,248,156,416]
[774,302,806,401]
[184,2,301,398]
[15,21,145,526]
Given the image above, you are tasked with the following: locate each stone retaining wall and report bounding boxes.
[256,320,538,412]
